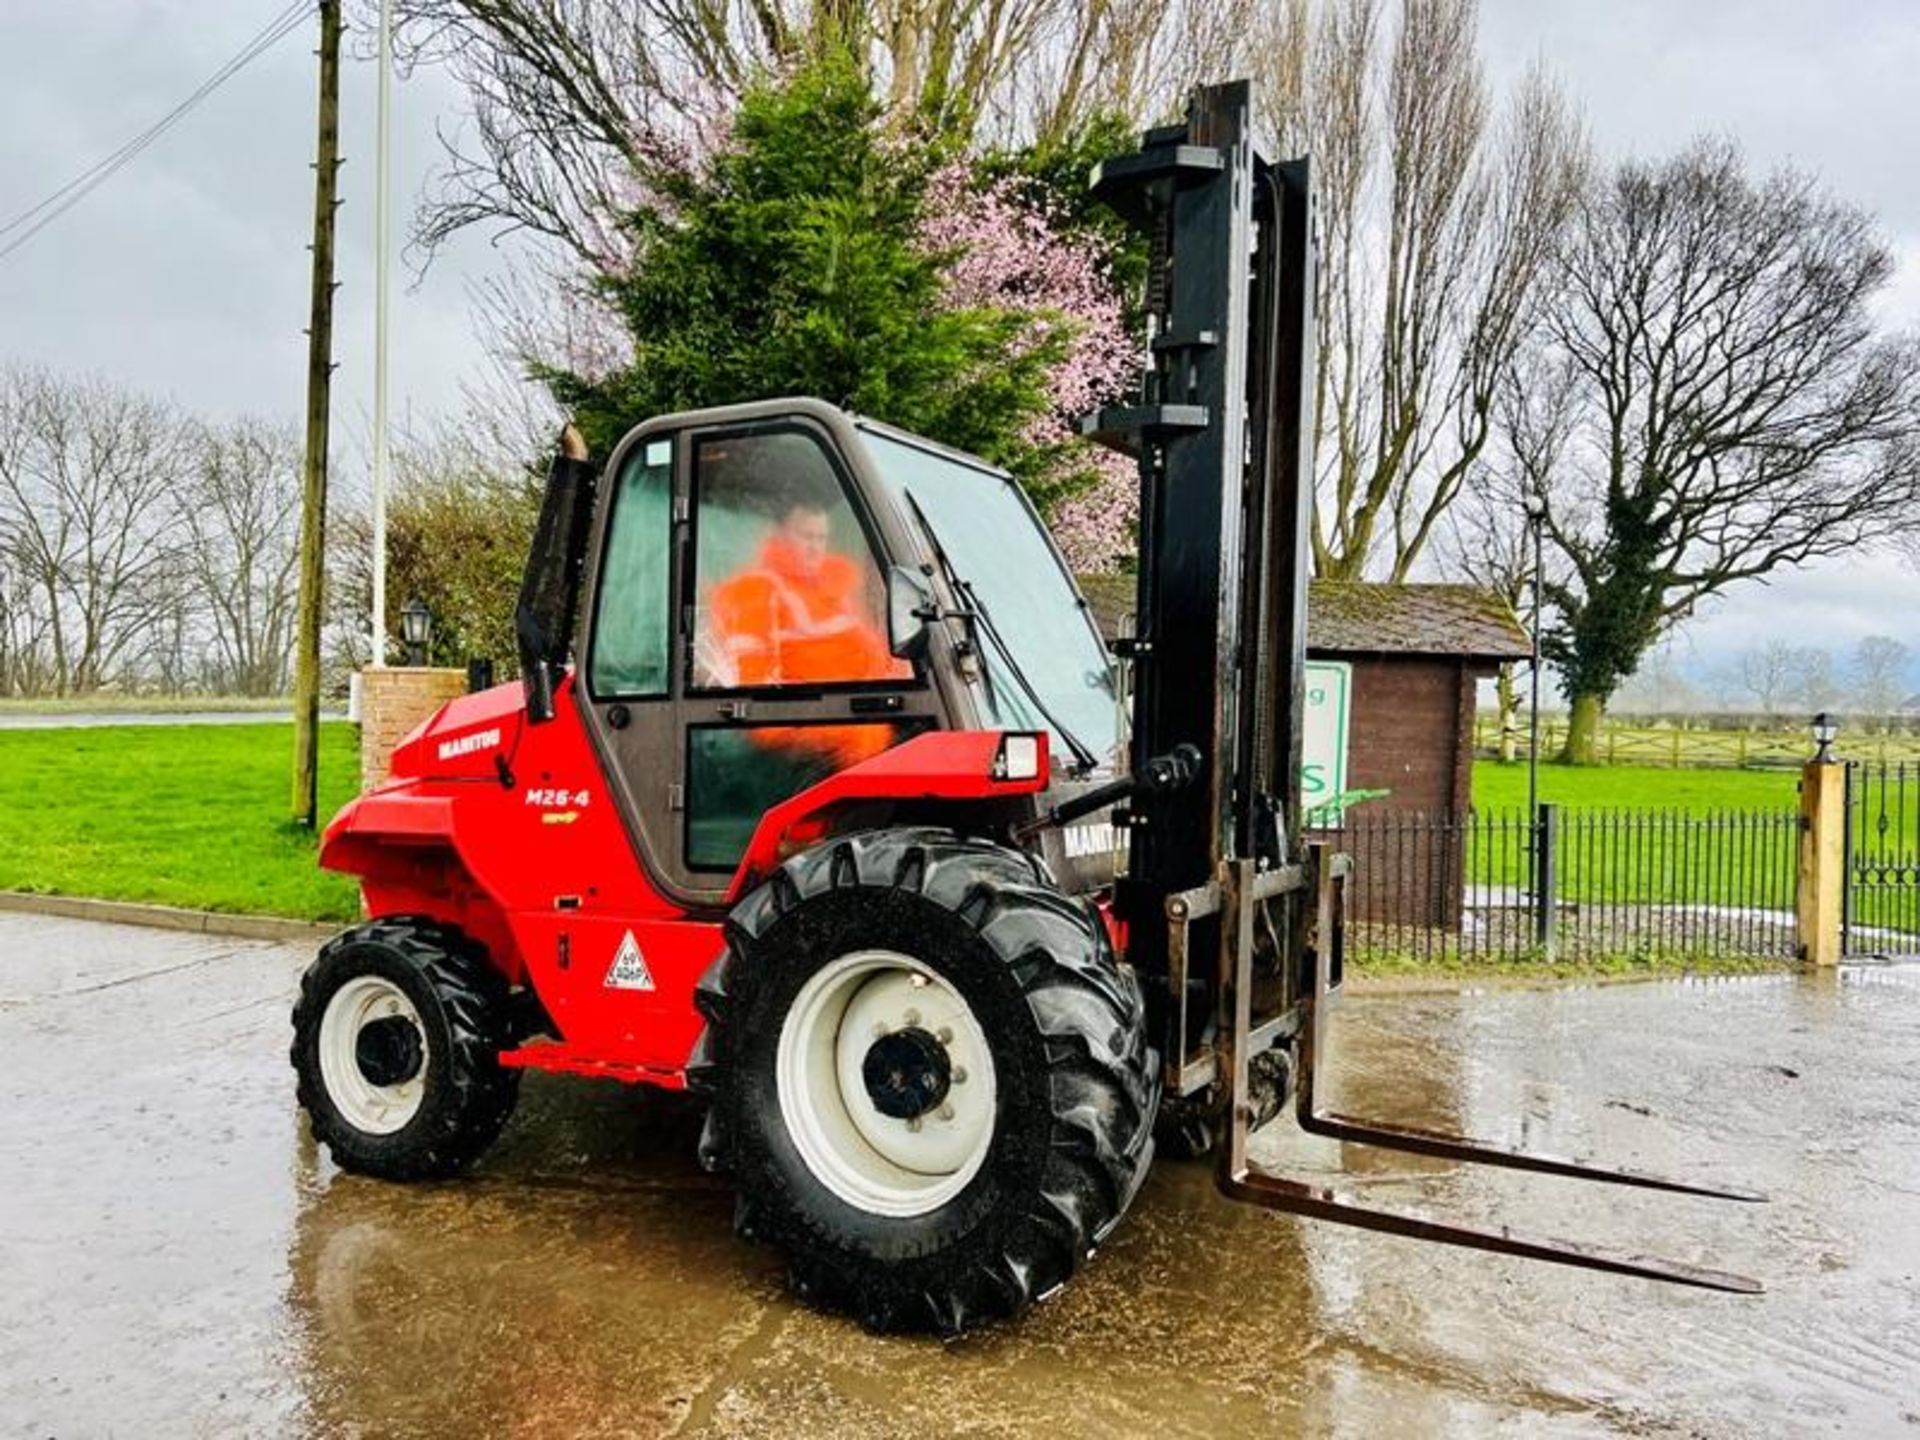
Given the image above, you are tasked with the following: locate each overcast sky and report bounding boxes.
[2,1,1917,689]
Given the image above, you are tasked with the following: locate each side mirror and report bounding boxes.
[886,564,936,660]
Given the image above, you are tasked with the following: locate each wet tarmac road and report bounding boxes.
[3,912,1917,1437]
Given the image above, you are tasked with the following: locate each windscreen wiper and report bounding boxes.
[952,575,1101,775]
[898,490,998,701]
[901,491,1101,775]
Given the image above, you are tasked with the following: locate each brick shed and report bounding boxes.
[1305,582,1529,815]
[1077,576,1530,928]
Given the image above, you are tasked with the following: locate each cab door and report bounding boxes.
[577,410,940,907]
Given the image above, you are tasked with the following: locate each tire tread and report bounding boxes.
[291,916,519,1180]
[696,827,1159,1335]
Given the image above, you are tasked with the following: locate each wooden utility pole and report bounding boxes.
[291,0,342,826]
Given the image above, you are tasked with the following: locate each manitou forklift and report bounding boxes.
[296,80,1759,1334]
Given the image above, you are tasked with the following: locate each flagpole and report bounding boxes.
[370,0,393,668]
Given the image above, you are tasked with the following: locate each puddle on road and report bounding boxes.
[3,915,1918,1437]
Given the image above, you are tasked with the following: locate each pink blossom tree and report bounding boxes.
[918,165,1139,573]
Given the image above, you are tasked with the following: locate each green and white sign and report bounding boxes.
[1300,660,1351,816]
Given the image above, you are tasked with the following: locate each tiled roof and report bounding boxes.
[1075,576,1530,662]
[1306,581,1532,659]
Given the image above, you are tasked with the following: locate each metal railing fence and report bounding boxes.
[1324,803,1801,967]
[1844,761,1920,955]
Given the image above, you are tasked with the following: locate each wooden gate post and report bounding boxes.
[1796,758,1846,966]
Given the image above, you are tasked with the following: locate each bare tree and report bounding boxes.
[179,421,304,696]
[324,502,375,689]
[1736,640,1796,718]
[1534,139,1920,762]
[1440,468,1532,757]
[1253,0,1587,583]
[1440,351,1581,755]
[137,557,199,697]
[1784,646,1837,716]
[1611,642,1700,716]
[0,365,188,695]
[1019,0,1262,146]
[1702,660,1745,714]
[383,0,1256,269]
[383,0,711,270]
[1850,634,1909,726]
[0,538,54,696]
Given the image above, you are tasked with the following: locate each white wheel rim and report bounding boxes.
[776,949,999,1218]
[318,975,429,1136]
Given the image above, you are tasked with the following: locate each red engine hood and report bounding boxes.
[387,682,526,782]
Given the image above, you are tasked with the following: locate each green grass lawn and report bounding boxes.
[0,722,363,923]
[1471,758,1798,811]
[0,726,1816,937]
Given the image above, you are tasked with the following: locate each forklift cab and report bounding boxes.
[531,398,1125,907]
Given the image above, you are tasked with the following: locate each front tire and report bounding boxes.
[292,917,520,1180]
[691,828,1159,1335]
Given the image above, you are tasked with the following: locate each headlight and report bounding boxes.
[993,732,1044,782]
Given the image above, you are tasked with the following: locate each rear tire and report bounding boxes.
[691,828,1159,1335]
[292,917,520,1180]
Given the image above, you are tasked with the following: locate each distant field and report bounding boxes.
[1474,715,1920,769]
[0,694,297,715]
[1471,759,1798,812]
[0,722,362,922]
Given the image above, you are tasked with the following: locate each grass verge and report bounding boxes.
[1348,945,1794,983]
[0,722,362,923]
[0,694,305,715]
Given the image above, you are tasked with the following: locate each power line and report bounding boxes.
[0,1,317,262]
[0,1,313,243]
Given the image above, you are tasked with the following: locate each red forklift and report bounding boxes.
[296,80,1759,1334]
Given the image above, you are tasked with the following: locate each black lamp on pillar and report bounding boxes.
[1811,712,1838,764]
[401,596,433,667]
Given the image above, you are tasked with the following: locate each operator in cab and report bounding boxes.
[697,490,910,764]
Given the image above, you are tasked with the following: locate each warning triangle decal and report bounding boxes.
[604,930,655,991]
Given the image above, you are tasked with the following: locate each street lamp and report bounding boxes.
[1523,491,1547,824]
[1811,711,1838,764]
[401,596,433,667]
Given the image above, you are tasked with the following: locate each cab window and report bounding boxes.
[588,439,673,697]
[689,429,910,692]
[685,721,919,869]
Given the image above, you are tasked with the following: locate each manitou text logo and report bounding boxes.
[1063,821,1116,860]
[436,727,501,761]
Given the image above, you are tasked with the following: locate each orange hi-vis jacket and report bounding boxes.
[702,535,910,765]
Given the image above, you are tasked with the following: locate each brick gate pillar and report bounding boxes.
[1796,758,1845,967]
[358,666,467,789]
